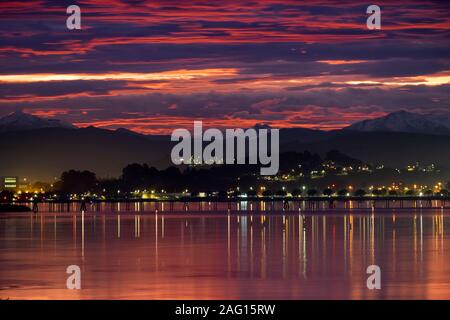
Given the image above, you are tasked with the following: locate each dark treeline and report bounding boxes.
[58,165,264,195]
[49,150,450,197]
[55,150,361,195]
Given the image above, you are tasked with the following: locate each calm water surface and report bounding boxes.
[1,209,449,299]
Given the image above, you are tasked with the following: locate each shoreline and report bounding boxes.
[1,207,449,217]
[0,204,31,213]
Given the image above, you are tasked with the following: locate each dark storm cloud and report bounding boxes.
[0,0,449,132]
[0,80,132,99]
[1,40,448,77]
[1,84,448,124]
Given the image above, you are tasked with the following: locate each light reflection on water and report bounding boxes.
[0,209,449,299]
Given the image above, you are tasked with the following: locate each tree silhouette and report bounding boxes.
[372,189,383,196]
[388,190,398,196]
[99,178,122,196]
[61,170,97,194]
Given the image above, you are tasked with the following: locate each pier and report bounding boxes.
[16,195,450,213]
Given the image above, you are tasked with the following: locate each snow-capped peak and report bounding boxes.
[0,110,76,132]
[344,110,450,135]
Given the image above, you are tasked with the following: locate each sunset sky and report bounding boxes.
[0,0,449,134]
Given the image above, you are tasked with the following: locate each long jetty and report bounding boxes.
[20,195,450,213]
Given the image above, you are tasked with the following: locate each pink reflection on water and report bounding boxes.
[0,210,449,299]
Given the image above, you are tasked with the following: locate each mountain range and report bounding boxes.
[344,110,450,135]
[2,110,449,135]
[0,110,449,181]
[0,110,75,132]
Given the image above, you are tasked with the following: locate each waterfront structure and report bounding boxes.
[2,176,18,190]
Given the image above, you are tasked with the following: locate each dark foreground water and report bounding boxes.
[1,210,449,299]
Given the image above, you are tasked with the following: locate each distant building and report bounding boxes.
[2,176,18,190]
